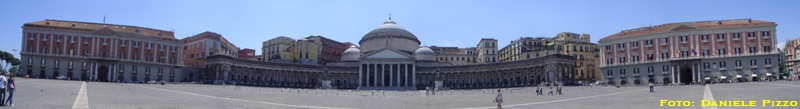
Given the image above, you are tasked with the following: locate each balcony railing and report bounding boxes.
[748,37,756,40]
[662,72,670,75]
[633,73,640,76]
[765,64,772,68]
[719,67,726,70]
[735,66,742,69]
[750,66,758,69]
[20,52,183,67]
[600,51,780,68]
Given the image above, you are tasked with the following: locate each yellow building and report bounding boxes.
[262,36,296,61]
[292,39,321,64]
[498,32,601,81]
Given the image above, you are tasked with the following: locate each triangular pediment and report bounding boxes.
[94,27,118,35]
[363,49,413,59]
[669,24,698,31]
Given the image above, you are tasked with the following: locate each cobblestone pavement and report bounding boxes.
[7,78,800,109]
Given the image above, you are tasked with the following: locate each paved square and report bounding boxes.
[8,78,800,109]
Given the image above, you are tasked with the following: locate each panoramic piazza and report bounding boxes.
[1,0,799,109]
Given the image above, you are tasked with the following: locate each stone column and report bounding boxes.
[411,64,416,88]
[372,63,377,87]
[692,64,696,83]
[677,65,681,84]
[359,64,363,87]
[390,64,394,87]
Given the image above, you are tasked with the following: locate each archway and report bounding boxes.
[67,72,74,80]
[620,80,627,85]
[26,69,32,77]
[679,67,692,84]
[39,70,45,78]
[54,71,60,78]
[662,78,671,85]
[634,79,641,85]
[97,66,110,82]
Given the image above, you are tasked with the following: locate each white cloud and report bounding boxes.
[777,42,786,51]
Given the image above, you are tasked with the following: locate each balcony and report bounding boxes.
[719,67,726,70]
[733,38,740,41]
[661,43,667,46]
[702,40,708,42]
[601,51,780,68]
[648,72,654,75]
[681,41,687,44]
[662,71,670,75]
[633,73,640,77]
[750,66,758,69]
[645,45,652,48]
[748,37,756,40]
[763,36,770,39]
[765,64,772,68]
[619,75,626,78]
[735,66,742,69]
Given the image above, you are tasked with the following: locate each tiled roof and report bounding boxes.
[23,19,177,41]
[599,19,776,42]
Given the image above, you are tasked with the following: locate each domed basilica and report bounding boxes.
[205,18,577,90]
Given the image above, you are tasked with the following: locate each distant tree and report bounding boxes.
[8,66,18,75]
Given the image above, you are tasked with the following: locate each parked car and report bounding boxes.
[147,80,157,84]
[56,75,67,80]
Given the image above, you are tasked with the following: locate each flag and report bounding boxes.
[692,49,697,54]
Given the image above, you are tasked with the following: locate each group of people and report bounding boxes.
[534,83,562,95]
[0,73,16,106]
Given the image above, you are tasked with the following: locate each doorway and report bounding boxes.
[98,66,109,82]
[679,67,692,84]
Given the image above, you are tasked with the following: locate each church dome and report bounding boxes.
[341,45,361,61]
[414,46,436,61]
[359,18,421,55]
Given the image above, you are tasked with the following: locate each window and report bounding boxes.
[747,32,755,37]
[661,52,669,59]
[633,68,640,75]
[619,69,626,76]
[647,54,654,60]
[761,31,770,36]
[662,38,669,43]
[733,33,740,39]
[662,65,669,71]
[701,35,708,41]
[735,60,742,67]
[647,67,654,73]
[632,41,639,47]
[717,48,726,55]
[680,36,687,43]
[607,70,613,76]
[719,61,727,68]
[765,59,771,65]
[704,63,710,69]
[717,34,725,40]
[763,46,772,52]
[645,40,653,45]
[733,47,742,54]
[632,56,639,62]
[750,59,756,66]
[749,46,756,53]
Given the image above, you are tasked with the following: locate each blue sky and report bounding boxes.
[1,0,799,62]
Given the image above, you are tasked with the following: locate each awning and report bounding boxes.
[751,74,758,77]
[766,73,772,76]
[736,75,742,78]
[704,77,710,80]
[720,76,727,79]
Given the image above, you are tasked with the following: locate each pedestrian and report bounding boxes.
[0,73,6,106]
[5,74,13,106]
[557,84,563,95]
[494,89,503,109]
[536,85,542,95]
[648,82,654,92]
[547,85,554,95]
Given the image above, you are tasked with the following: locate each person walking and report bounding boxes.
[0,73,7,106]
[547,85,554,95]
[557,84,563,95]
[493,89,503,109]
[648,82,654,92]
[5,74,13,106]
[536,85,542,95]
